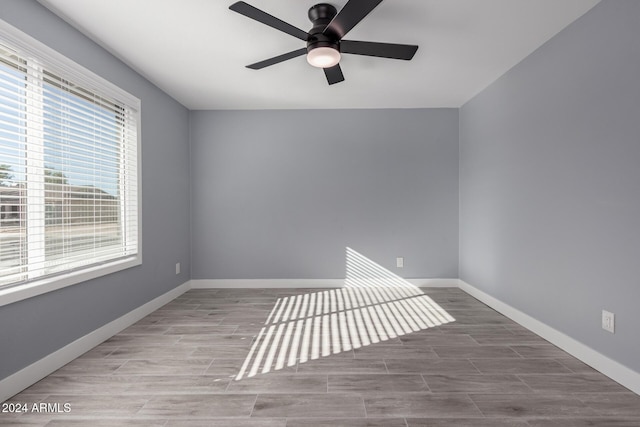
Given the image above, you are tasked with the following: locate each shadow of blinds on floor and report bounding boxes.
[234,247,455,380]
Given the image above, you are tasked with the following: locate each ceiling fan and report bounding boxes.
[229,0,419,85]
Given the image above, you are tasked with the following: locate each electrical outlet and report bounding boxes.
[396,257,404,268]
[175,262,181,275]
[602,310,615,333]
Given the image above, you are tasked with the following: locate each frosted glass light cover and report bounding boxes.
[307,47,341,68]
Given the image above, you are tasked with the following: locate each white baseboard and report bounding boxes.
[413,278,460,288]
[458,279,640,395]
[0,281,190,403]
[190,278,459,289]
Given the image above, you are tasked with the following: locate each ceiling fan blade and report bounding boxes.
[323,64,345,85]
[246,48,307,70]
[341,40,418,60]
[229,1,308,41]
[323,0,384,40]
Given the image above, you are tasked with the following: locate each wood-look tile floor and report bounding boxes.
[3,287,640,426]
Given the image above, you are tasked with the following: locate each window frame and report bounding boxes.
[0,19,142,308]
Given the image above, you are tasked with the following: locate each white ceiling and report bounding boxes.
[38,0,599,110]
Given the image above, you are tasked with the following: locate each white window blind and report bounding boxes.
[0,21,140,291]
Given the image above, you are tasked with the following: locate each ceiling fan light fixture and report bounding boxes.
[306,46,341,68]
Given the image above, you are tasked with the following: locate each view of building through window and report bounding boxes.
[0,40,138,288]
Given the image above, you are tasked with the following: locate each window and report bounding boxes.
[0,20,140,303]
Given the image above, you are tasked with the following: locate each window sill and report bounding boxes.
[0,255,141,308]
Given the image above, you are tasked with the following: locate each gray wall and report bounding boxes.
[460,0,640,372]
[0,1,191,380]
[191,109,459,280]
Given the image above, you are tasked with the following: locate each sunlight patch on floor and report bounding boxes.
[235,247,455,380]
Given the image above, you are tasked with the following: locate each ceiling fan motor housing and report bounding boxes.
[307,3,339,53]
